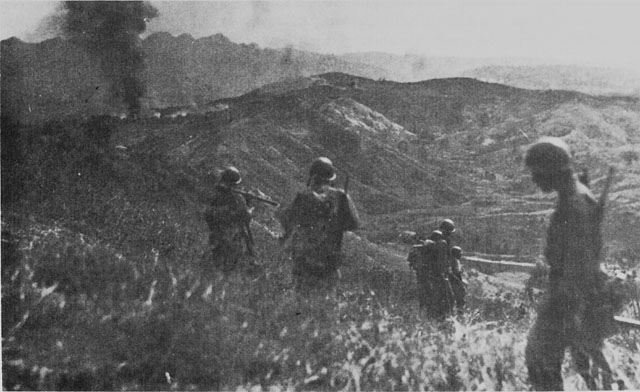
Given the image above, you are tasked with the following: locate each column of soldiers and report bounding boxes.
[204,138,626,390]
[407,220,466,319]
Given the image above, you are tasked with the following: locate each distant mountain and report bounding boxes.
[1,33,388,123]
[464,65,640,97]
[341,53,640,97]
[339,52,538,81]
[4,33,639,125]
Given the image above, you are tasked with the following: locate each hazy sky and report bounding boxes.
[2,0,640,70]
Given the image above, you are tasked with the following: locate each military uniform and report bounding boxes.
[408,240,436,310]
[408,231,454,319]
[279,158,359,290]
[204,168,253,276]
[449,246,466,314]
[524,138,619,391]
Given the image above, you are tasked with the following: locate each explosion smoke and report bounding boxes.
[63,1,158,117]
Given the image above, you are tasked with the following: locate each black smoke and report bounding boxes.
[62,1,158,117]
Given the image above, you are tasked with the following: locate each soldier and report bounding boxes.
[449,246,466,315]
[439,219,456,246]
[408,235,434,310]
[203,167,254,276]
[279,157,359,291]
[408,230,454,319]
[523,137,621,390]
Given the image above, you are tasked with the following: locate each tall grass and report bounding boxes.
[3,119,639,390]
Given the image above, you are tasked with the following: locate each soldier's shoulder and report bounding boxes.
[322,185,346,198]
[293,189,326,206]
[414,240,435,248]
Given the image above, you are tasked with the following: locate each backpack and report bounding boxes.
[288,189,342,274]
[407,240,440,278]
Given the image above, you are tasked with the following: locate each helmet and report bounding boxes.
[220,166,242,185]
[439,219,456,234]
[524,137,571,171]
[309,157,337,182]
[451,246,462,257]
[429,230,443,240]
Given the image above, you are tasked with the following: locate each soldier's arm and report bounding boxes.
[338,191,360,231]
[277,193,304,240]
[408,246,421,269]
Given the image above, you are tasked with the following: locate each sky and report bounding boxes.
[1,0,640,70]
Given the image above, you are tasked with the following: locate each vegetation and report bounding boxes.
[2,117,640,391]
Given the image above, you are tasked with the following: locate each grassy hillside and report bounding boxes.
[3,75,640,390]
[3,123,638,389]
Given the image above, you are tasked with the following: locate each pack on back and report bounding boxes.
[289,188,343,274]
[408,240,441,277]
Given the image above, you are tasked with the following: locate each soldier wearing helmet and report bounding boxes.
[279,157,359,291]
[439,219,456,236]
[524,137,618,390]
[407,229,453,318]
[203,166,255,276]
[449,246,466,314]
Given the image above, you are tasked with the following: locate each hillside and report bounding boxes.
[214,73,640,256]
[3,72,640,389]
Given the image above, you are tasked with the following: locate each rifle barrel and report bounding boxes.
[231,189,280,207]
[614,315,640,329]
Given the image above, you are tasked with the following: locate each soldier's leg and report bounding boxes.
[425,279,440,318]
[417,278,428,309]
[572,347,596,390]
[590,349,613,390]
[433,280,450,319]
[571,345,613,390]
[451,277,466,314]
[456,277,466,306]
[525,307,565,391]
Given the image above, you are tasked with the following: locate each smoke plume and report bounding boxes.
[62,1,158,117]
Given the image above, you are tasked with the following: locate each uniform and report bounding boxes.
[408,231,454,319]
[279,158,359,290]
[524,138,619,391]
[449,246,466,314]
[203,168,253,275]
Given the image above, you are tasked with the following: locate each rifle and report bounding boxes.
[614,315,640,329]
[595,168,640,328]
[231,189,280,207]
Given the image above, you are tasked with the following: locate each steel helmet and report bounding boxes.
[451,246,462,257]
[439,219,456,234]
[429,230,443,241]
[524,137,571,171]
[309,157,337,182]
[220,166,242,185]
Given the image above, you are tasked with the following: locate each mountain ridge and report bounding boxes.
[3,32,639,125]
